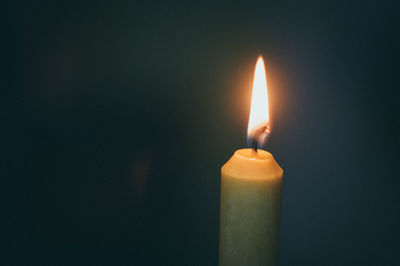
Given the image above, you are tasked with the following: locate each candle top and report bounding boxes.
[236,148,271,160]
[222,149,283,180]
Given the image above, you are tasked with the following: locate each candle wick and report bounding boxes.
[252,147,258,158]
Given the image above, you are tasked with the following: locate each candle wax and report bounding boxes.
[219,148,283,266]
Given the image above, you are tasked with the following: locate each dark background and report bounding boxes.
[4,0,400,265]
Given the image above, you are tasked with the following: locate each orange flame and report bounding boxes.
[247,56,270,142]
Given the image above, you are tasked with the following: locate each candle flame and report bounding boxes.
[247,56,270,148]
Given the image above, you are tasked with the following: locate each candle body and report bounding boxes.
[219,149,283,266]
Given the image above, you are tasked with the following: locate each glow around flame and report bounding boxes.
[247,56,270,147]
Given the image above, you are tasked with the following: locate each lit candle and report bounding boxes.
[219,56,283,266]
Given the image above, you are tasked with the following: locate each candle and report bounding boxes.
[219,57,284,266]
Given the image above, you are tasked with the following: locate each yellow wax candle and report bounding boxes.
[219,56,284,266]
[219,149,283,266]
